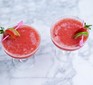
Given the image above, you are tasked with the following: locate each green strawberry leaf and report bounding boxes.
[84,23,92,30]
[0,27,4,34]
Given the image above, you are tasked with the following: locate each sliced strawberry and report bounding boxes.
[74,31,88,39]
[73,27,88,39]
[5,28,20,39]
[77,27,87,32]
[73,23,92,47]
[74,23,92,39]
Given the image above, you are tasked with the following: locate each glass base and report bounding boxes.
[46,47,76,79]
[12,56,35,70]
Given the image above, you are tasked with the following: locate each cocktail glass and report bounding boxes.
[47,16,89,84]
[1,24,41,69]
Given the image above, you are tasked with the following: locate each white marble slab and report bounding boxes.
[0,0,93,85]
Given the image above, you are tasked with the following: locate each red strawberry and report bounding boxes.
[5,28,20,39]
[74,23,91,39]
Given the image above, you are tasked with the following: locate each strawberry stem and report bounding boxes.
[0,27,4,34]
[84,23,92,30]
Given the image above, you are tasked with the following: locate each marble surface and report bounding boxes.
[0,0,93,85]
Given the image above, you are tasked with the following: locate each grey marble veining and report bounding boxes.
[0,0,93,85]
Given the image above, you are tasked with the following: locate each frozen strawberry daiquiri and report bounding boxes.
[1,24,40,59]
[51,17,91,51]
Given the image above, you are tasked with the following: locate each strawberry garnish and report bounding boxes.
[74,23,92,39]
[73,23,92,47]
[1,21,23,41]
[74,31,88,39]
[5,28,20,39]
